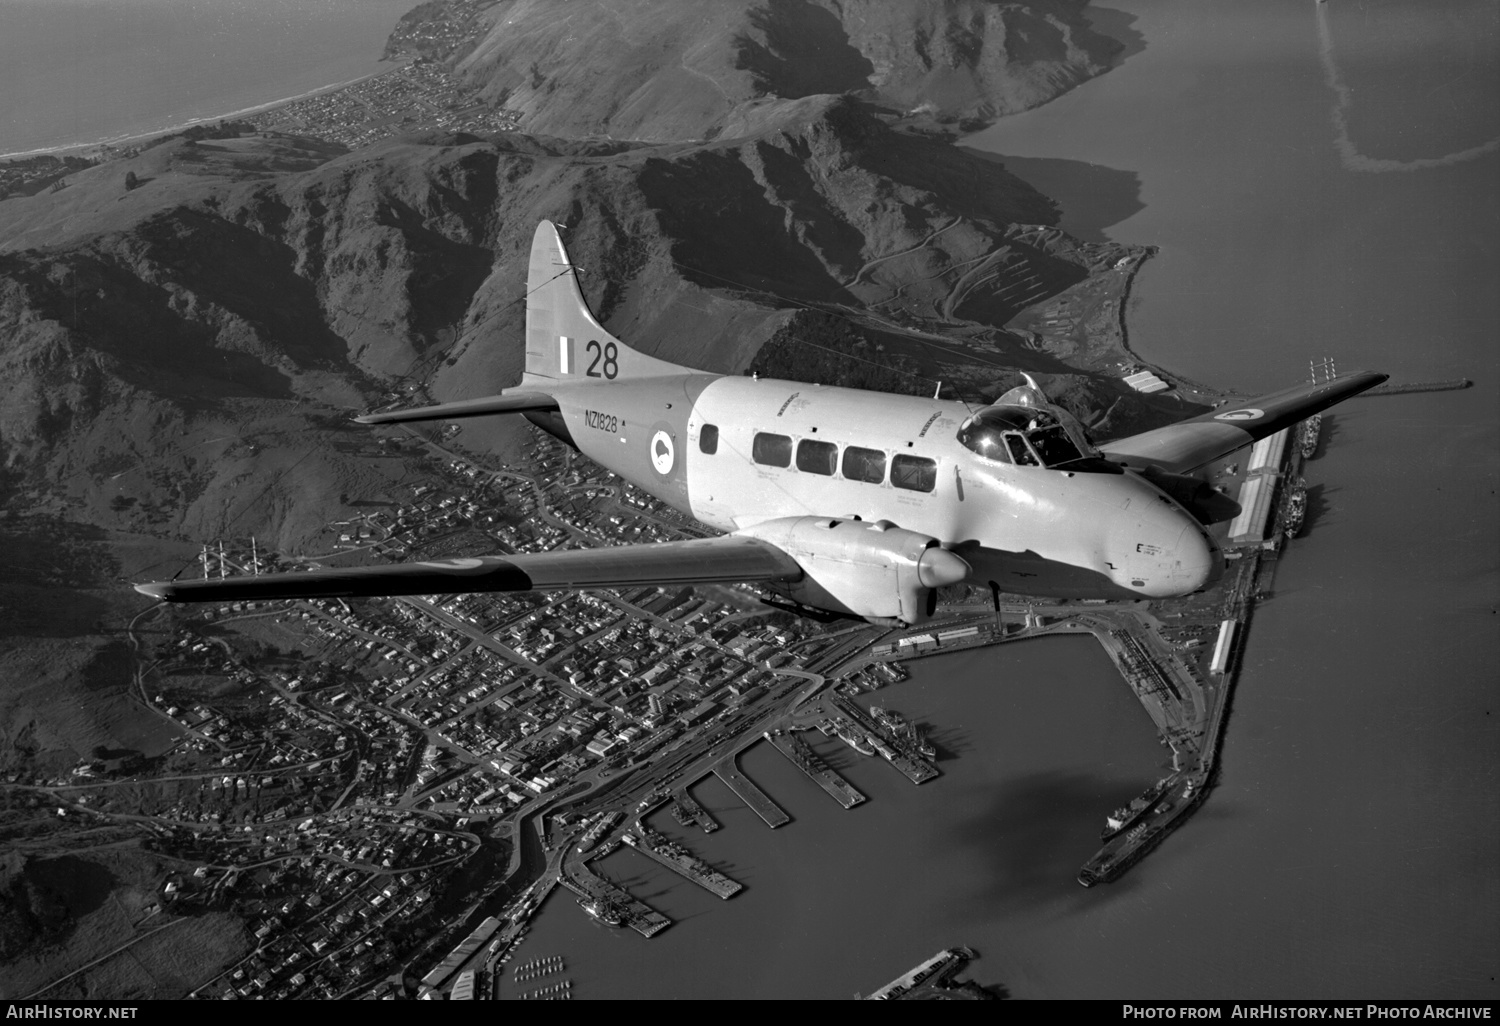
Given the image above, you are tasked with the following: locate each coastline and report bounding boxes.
[0,63,405,163]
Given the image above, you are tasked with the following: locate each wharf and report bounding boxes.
[1077,774,1201,886]
[1356,377,1470,397]
[711,755,790,828]
[622,832,742,899]
[561,863,671,938]
[675,790,719,832]
[765,730,866,809]
[865,946,980,1000]
[828,694,940,785]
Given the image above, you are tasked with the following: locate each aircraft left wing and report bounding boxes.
[354,390,558,425]
[1099,371,1387,475]
[135,536,802,603]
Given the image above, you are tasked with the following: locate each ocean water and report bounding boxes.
[504,0,1500,999]
[0,0,419,157]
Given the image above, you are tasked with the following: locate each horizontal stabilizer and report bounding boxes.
[1101,371,1387,474]
[354,391,558,425]
[135,535,802,603]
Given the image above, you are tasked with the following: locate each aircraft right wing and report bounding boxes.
[134,535,802,603]
[1099,371,1387,475]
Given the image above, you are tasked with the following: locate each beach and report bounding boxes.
[0,0,418,159]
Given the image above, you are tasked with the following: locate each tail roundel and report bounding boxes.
[521,222,690,386]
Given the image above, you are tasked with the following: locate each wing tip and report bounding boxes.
[134,581,174,601]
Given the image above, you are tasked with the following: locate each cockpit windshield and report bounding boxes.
[1027,425,1083,465]
[957,405,1092,469]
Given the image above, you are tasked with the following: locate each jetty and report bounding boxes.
[621,831,742,899]
[711,756,790,828]
[764,730,866,808]
[675,790,719,832]
[1358,378,1470,397]
[828,694,939,785]
[561,862,671,938]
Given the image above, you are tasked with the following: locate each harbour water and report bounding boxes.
[505,0,1499,998]
[0,0,418,158]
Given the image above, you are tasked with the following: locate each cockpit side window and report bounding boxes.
[1005,433,1039,467]
[699,424,719,455]
[1027,426,1083,466]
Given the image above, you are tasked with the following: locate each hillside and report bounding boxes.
[454,0,1120,141]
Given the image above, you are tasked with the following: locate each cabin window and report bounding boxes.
[841,446,886,484]
[796,439,838,476]
[891,454,937,493]
[752,432,792,468]
[1005,433,1039,467]
[699,424,719,455]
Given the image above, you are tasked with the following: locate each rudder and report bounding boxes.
[522,221,690,385]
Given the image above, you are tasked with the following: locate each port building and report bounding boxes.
[420,916,500,989]
[1227,475,1275,545]
[1123,370,1170,393]
[1209,620,1237,675]
[1246,428,1291,476]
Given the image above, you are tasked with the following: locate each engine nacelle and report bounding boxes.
[735,517,970,626]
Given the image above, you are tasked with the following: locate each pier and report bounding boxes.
[711,755,790,828]
[622,831,743,899]
[675,790,719,832]
[865,946,982,1000]
[828,694,940,785]
[1358,377,1470,397]
[765,730,866,809]
[561,862,671,938]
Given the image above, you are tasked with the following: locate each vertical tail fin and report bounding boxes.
[522,221,690,385]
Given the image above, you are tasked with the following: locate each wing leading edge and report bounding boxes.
[1100,371,1387,475]
[354,390,558,425]
[135,535,802,603]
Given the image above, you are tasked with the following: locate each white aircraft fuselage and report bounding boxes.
[528,372,1221,603]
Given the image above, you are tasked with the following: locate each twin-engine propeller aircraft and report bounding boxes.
[135,222,1386,624]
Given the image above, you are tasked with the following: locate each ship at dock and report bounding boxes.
[871,705,937,759]
[1280,478,1307,537]
[1298,413,1322,459]
[1101,776,1176,841]
[578,896,623,926]
[835,719,877,756]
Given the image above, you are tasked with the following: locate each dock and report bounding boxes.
[675,790,719,832]
[764,730,866,809]
[711,755,790,828]
[621,831,742,899]
[561,862,671,938]
[865,946,980,1000]
[829,694,940,785]
[1358,377,1470,397]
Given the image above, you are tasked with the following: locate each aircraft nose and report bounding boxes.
[1109,515,1221,598]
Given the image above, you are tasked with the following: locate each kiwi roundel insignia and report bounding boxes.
[1213,408,1265,421]
[650,429,675,474]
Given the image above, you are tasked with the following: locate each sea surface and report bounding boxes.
[503,0,1500,999]
[0,0,418,158]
